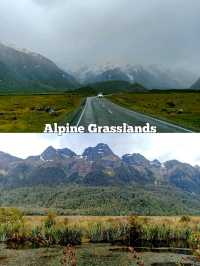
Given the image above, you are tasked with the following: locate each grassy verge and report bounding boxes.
[0,93,82,132]
[108,91,200,132]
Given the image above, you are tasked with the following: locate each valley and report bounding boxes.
[0,90,199,132]
[0,42,199,133]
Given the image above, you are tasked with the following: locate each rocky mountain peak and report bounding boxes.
[41,146,57,161]
[82,143,115,161]
[122,153,149,166]
[40,146,76,161]
[151,159,162,168]
[57,148,76,158]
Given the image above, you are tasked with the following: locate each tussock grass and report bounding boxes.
[108,91,200,131]
[1,209,200,250]
[0,94,82,132]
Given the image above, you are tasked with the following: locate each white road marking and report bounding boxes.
[106,99,193,132]
[76,97,193,133]
[76,98,88,127]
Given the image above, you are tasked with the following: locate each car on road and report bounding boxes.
[97,93,104,98]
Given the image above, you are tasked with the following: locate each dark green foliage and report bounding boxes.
[88,80,146,93]
[0,185,200,216]
[74,81,146,95]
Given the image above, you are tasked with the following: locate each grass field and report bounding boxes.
[24,215,200,230]
[0,93,82,132]
[108,91,200,132]
[0,90,199,132]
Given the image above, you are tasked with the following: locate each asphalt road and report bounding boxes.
[73,97,192,133]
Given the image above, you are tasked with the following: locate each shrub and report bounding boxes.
[0,208,23,224]
[179,215,191,223]
[88,222,129,243]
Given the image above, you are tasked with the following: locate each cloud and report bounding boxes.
[32,0,65,7]
[0,134,199,166]
[0,0,200,72]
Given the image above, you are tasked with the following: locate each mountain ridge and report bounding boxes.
[73,64,197,89]
[191,77,200,89]
[0,42,79,92]
[0,43,198,92]
[0,144,199,194]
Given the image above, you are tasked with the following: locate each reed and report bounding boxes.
[88,222,129,243]
[0,209,199,249]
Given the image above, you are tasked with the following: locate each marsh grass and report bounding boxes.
[88,222,130,243]
[0,210,200,251]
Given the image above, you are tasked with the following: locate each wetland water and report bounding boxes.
[0,243,200,266]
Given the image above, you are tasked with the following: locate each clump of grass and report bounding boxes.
[140,224,192,242]
[88,222,129,243]
[44,211,57,228]
[179,215,191,223]
[30,223,82,246]
[127,215,193,247]
[0,208,82,246]
[128,216,142,244]
[0,207,23,224]
[0,208,26,242]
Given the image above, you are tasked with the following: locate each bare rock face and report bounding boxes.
[0,144,200,192]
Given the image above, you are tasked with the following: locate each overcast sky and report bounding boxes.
[0,0,200,72]
[0,134,199,166]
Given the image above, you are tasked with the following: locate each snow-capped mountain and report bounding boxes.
[73,64,197,89]
[0,144,200,193]
[0,42,79,92]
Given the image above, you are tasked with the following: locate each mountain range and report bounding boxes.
[73,64,197,89]
[0,43,199,92]
[0,143,199,194]
[0,43,78,92]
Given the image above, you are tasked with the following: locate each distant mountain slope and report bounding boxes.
[191,78,200,89]
[76,81,146,95]
[74,65,197,89]
[0,43,79,92]
[0,144,200,194]
[1,185,200,216]
[0,151,21,169]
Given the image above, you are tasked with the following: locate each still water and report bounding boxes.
[0,243,199,266]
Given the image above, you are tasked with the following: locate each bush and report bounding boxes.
[88,222,129,243]
[0,208,23,224]
[179,216,191,223]
[166,101,176,107]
